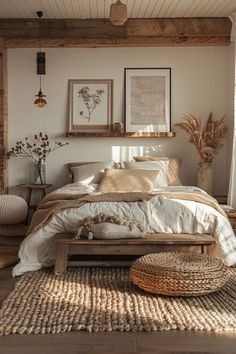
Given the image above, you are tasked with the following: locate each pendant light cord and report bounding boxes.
[39,14,41,53]
[39,16,41,91]
[38,11,42,91]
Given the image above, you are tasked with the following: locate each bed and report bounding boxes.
[12,158,236,276]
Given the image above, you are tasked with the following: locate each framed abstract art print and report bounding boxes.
[124,68,171,133]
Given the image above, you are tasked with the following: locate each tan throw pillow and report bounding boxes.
[134,156,182,186]
[91,223,145,239]
[98,169,158,193]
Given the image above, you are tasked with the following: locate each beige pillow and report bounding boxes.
[71,161,114,184]
[134,156,182,186]
[98,169,158,193]
[91,223,145,239]
[124,160,168,187]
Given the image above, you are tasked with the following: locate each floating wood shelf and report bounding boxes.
[66,132,176,138]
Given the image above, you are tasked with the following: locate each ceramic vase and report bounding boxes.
[196,163,213,195]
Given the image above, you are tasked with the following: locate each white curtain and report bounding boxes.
[228,12,236,208]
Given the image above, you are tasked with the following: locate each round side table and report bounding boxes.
[19,183,52,210]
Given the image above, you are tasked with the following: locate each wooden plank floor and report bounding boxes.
[1,266,236,353]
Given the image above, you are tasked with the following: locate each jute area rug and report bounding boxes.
[1,267,236,335]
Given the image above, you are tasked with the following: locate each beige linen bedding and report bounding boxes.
[13,184,236,275]
[27,190,226,235]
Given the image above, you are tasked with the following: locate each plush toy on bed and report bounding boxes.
[75,213,146,240]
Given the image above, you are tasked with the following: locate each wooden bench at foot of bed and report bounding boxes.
[54,233,215,275]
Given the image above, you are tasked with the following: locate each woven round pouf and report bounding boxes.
[130,252,230,297]
[0,195,28,224]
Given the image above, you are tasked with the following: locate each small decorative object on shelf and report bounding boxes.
[112,122,124,136]
[175,112,227,195]
[7,132,69,184]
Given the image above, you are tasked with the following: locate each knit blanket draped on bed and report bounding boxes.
[27,191,226,235]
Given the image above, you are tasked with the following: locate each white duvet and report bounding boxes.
[13,184,236,276]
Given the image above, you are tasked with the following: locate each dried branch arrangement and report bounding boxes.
[7,132,69,162]
[175,113,227,164]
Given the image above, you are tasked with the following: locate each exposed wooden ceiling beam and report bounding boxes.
[0,18,231,48]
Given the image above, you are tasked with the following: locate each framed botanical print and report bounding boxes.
[68,79,113,133]
[124,68,171,133]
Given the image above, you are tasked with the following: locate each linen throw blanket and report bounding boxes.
[27,191,226,235]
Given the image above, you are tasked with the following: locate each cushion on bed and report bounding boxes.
[70,161,114,184]
[98,169,158,193]
[91,223,145,239]
[124,160,168,187]
[134,156,182,186]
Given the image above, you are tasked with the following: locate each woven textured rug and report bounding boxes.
[0,267,236,335]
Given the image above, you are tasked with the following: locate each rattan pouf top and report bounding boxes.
[130,252,230,297]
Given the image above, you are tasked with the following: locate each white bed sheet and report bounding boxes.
[12,184,236,276]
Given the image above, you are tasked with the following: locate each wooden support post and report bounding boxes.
[0,38,7,194]
[54,243,69,275]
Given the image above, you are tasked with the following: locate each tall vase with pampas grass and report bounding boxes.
[175,113,227,195]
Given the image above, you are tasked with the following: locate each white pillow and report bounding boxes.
[91,223,145,239]
[71,161,114,184]
[124,160,169,187]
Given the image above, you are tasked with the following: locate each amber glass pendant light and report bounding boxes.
[34,11,47,108]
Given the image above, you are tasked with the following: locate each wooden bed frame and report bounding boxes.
[54,233,215,275]
[54,161,215,275]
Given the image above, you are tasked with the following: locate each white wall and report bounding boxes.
[227,42,235,191]
[8,46,232,195]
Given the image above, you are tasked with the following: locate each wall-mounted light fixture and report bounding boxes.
[109,0,128,26]
[34,11,47,108]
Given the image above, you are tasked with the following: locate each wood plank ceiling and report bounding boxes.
[0,0,235,19]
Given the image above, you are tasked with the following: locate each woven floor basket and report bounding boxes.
[130,252,230,297]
